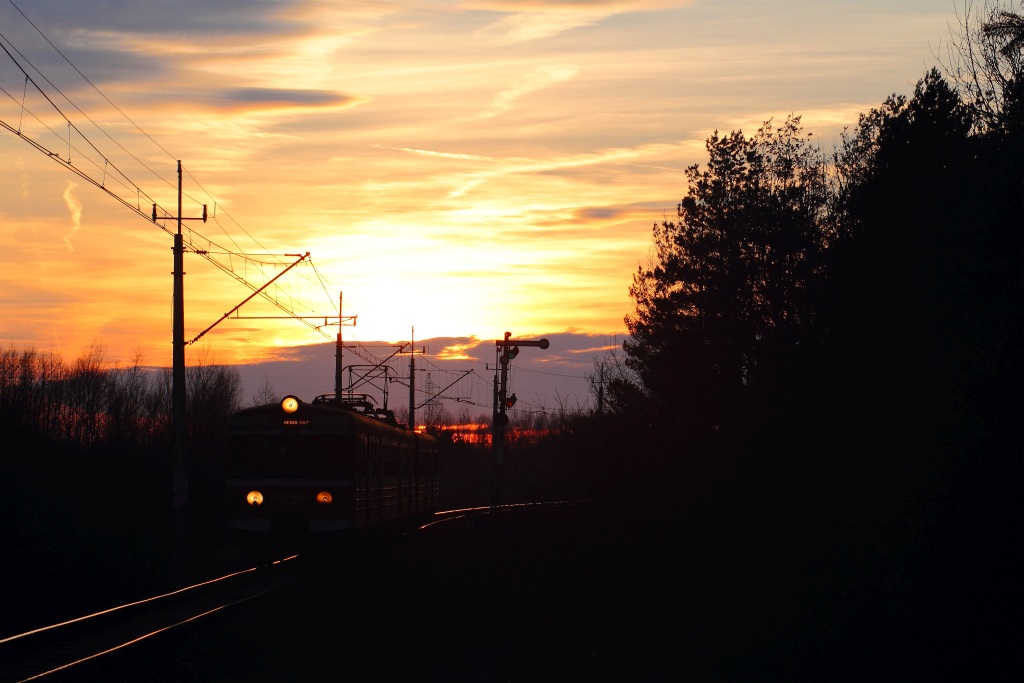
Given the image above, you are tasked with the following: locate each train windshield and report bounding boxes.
[227,432,356,478]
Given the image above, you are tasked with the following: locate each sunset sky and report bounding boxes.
[1,0,955,383]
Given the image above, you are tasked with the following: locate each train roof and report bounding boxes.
[227,393,437,444]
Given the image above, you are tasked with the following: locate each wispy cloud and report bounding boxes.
[61,181,81,252]
[474,10,609,45]
[465,1,690,44]
[385,146,493,161]
[479,64,579,118]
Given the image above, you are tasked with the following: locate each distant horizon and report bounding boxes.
[228,331,616,418]
[57,330,618,419]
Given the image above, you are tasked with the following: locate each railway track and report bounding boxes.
[0,506,478,681]
[0,502,595,682]
[0,554,301,682]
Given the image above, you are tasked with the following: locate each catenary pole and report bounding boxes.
[409,326,415,429]
[172,160,187,537]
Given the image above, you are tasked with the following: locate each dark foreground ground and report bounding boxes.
[8,497,1017,683]
[3,444,1017,682]
[14,502,824,682]
[56,503,685,681]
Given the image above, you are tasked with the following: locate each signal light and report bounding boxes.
[507,346,519,360]
[504,393,517,409]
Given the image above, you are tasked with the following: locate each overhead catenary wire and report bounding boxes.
[0,3,598,417]
[5,0,177,161]
[0,5,340,342]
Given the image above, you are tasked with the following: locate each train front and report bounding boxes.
[225,395,357,538]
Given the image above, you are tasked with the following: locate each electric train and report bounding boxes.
[225,393,439,538]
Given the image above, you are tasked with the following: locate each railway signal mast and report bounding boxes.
[492,332,549,505]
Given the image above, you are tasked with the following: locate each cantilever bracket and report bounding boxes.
[188,252,310,345]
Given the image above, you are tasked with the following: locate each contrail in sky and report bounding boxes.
[62,181,81,251]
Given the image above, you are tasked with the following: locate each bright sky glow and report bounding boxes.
[0,0,954,369]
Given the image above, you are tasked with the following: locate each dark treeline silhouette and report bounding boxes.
[0,345,243,462]
[584,4,1021,679]
[0,344,245,633]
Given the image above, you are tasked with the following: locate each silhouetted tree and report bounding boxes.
[625,115,831,432]
[142,367,172,447]
[104,352,153,457]
[62,345,110,450]
[31,350,66,439]
[421,398,451,430]
[185,350,243,452]
[250,375,277,406]
[940,0,1023,132]
[829,69,980,449]
[823,65,1021,679]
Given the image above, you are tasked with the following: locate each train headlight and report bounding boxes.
[281,395,300,414]
[315,491,333,505]
[246,490,264,506]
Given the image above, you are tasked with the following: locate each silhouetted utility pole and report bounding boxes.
[404,327,425,429]
[492,332,549,506]
[155,161,205,554]
[333,292,357,396]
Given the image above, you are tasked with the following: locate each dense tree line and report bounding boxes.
[599,3,1021,678]
[615,9,1020,459]
[619,63,1019,432]
[0,345,246,630]
[0,344,243,463]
